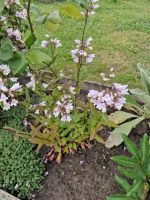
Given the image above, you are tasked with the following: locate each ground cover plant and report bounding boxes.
[0,107,45,199]
[0,0,150,200]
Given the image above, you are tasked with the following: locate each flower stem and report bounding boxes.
[27,0,34,34]
[76,9,89,91]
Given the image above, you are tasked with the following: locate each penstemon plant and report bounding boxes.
[107,134,150,200]
[2,0,129,163]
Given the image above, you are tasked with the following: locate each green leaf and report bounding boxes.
[105,117,145,148]
[0,39,13,61]
[27,48,50,65]
[122,134,140,162]
[9,52,28,76]
[107,194,133,200]
[0,0,5,12]
[138,63,150,95]
[108,111,138,125]
[25,33,36,49]
[143,159,150,177]
[60,4,82,19]
[73,0,89,8]
[115,175,131,192]
[140,134,149,165]
[47,10,61,24]
[111,156,139,167]
[131,89,150,106]
[118,166,146,181]
[34,15,47,25]
[44,21,60,32]
[126,180,143,197]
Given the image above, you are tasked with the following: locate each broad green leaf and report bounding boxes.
[60,4,82,19]
[138,63,150,95]
[44,21,60,32]
[122,134,140,162]
[34,15,47,25]
[25,33,36,48]
[131,89,150,106]
[126,180,143,197]
[107,194,133,200]
[118,166,146,181]
[111,156,139,167]
[30,4,41,18]
[73,0,88,8]
[109,111,138,125]
[27,48,50,65]
[9,52,28,76]
[124,95,144,115]
[0,39,13,61]
[47,10,61,24]
[140,134,149,165]
[115,175,131,192]
[0,0,5,12]
[105,117,145,148]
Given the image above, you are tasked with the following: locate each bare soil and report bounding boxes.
[33,121,150,200]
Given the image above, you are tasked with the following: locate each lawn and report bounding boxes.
[36,0,150,88]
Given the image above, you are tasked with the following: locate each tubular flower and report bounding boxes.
[88,83,128,112]
[71,37,95,64]
[53,95,73,122]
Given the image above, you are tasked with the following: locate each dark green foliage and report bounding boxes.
[0,107,45,199]
[107,134,150,200]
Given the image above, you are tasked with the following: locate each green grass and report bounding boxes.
[35,0,150,88]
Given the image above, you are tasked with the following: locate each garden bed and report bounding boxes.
[33,121,150,200]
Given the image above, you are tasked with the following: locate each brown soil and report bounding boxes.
[33,121,150,200]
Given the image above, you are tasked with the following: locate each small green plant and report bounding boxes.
[0,107,45,199]
[107,134,150,200]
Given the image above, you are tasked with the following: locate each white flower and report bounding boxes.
[42,83,49,88]
[35,109,40,115]
[41,40,48,48]
[10,83,22,92]
[69,86,75,94]
[86,54,95,63]
[0,64,10,76]
[26,75,36,91]
[40,101,46,106]
[7,28,13,37]
[3,102,11,111]
[0,93,8,102]
[9,77,18,82]
[11,99,18,106]
[13,29,22,41]
[51,38,62,48]
[53,95,73,122]
[61,115,71,122]
[0,16,7,22]
[15,9,27,19]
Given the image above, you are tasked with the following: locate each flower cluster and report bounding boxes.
[0,64,22,110]
[5,0,20,8]
[71,37,95,64]
[15,9,27,19]
[7,28,25,50]
[41,37,62,49]
[53,95,73,122]
[81,0,99,16]
[88,83,128,112]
